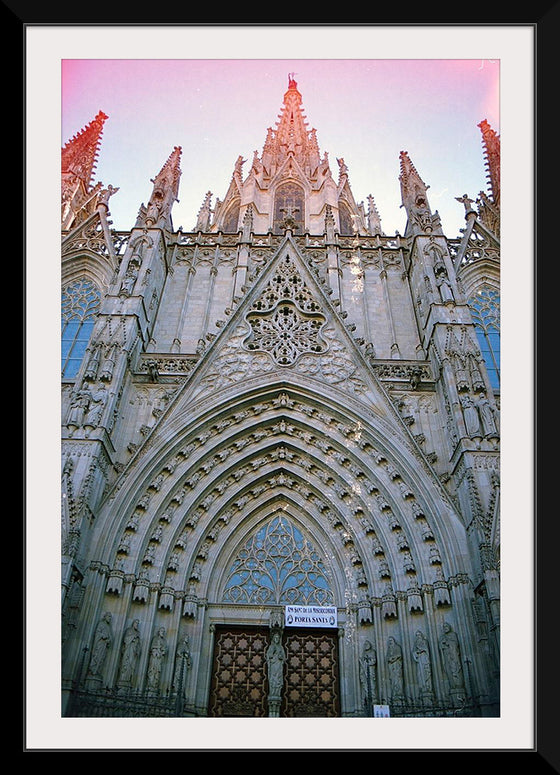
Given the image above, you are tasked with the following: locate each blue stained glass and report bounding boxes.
[61,279,101,377]
[469,285,500,390]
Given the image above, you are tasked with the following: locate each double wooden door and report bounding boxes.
[208,626,340,717]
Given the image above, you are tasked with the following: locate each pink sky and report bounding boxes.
[61,58,500,238]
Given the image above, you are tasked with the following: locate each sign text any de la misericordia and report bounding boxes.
[284,605,337,628]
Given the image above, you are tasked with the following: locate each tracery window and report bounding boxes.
[469,285,500,390]
[61,278,101,378]
[222,514,334,606]
[273,182,305,234]
[244,254,327,365]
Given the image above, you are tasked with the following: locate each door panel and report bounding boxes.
[208,626,340,717]
[281,629,340,717]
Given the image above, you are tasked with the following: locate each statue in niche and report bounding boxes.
[83,342,102,382]
[266,630,286,717]
[359,640,378,712]
[83,383,108,429]
[66,384,92,429]
[146,627,167,692]
[386,636,404,703]
[118,619,141,685]
[476,394,499,437]
[460,395,481,438]
[411,630,433,696]
[100,343,118,382]
[119,264,138,296]
[88,612,113,678]
[172,634,193,692]
[439,622,465,692]
[437,274,454,304]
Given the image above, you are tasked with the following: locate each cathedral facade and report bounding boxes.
[61,75,501,718]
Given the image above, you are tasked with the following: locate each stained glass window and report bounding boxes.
[273,182,305,234]
[469,285,500,390]
[62,278,101,378]
[223,514,334,606]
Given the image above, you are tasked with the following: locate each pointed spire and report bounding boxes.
[139,146,182,230]
[195,191,213,231]
[152,145,182,203]
[478,119,500,205]
[259,73,320,174]
[399,151,442,237]
[367,195,383,236]
[399,150,429,211]
[62,111,108,191]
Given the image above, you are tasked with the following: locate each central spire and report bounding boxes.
[260,73,321,174]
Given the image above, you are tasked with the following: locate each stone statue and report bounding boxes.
[266,630,286,716]
[359,640,377,712]
[477,395,499,437]
[460,394,481,437]
[146,626,167,692]
[66,385,92,429]
[386,636,404,702]
[439,622,465,691]
[88,612,113,678]
[83,384,108,428]
[119,265,138,296]
[172,634,193,692]
[411,630,433,696]
[118,619,141,685]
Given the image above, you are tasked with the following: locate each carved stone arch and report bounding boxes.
[95,373,467,601]
[128,233,154,264]
[195,488,350,608]
[61,256,109,297]
[221,198,241,233]
[338,201,355,236]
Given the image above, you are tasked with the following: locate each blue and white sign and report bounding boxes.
[284,605,337,628]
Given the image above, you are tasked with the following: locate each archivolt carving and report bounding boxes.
[105,392,451,616]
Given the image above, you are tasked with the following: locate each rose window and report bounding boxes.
[244,255,327,365]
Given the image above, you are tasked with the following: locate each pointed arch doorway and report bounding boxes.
[206,512,342,717]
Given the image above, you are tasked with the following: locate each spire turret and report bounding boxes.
[478,119,500,206]
[61,111,111,230]
[399,150,442,237]
[62,110,108,191]
[259,73,321,176]
[475,120,500,237]
[137,146,182,230]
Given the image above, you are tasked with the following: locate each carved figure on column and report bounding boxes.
[83,383,108,430]
[172,634,193,692]
[439,622,465,694]
[87,612,113,679]
[437,274,454,304]
[66,384,92,431]
[146,626,167,692]
[359,640,377,714]
[460,394,481,438]
[476,394,499,437]
[83,342,102,382]
[386,636,404,703]
[266,629,286,717]
[411,630,434,698]
[119,264,139,296]
[118,619,141,686]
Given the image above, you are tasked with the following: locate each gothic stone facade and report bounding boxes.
[61,77,501,718]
